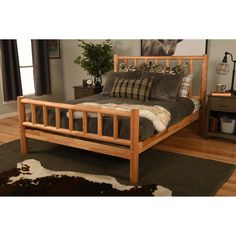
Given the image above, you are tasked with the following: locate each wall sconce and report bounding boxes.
[216,51,236,95]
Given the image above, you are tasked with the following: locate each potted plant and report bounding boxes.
[74,40,113,87]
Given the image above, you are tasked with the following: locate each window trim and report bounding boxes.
[19,65,33,68]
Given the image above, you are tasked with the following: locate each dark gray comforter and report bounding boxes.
[34,94,194,141]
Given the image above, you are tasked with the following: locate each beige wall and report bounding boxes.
[1,39,236,116]
[207,40,236,94]
[61,39,236,100]
[61,40,141,100]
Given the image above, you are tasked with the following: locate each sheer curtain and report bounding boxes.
[31,40,51,96]
[0,40,22,101]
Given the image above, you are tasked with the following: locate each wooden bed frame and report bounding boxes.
[17,55,208,185]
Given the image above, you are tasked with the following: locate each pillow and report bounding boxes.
[120,62,152,72]
[110,77,153,101]
[103,71,142,95]
[120,61,189,75]
[179,74,193,97]
[149,63,188,75]
[141,71,184,101]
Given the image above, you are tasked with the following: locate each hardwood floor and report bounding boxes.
[0,116,235,196]
[0,116,19,144]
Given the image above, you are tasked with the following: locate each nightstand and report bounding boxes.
[73,85,103,99]
[204,95,236,142]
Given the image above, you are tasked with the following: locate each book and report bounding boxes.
[211,92,231,97]
[209,116,219,132]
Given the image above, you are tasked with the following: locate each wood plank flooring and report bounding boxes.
[0,116,19,144]
[0,116,235,196]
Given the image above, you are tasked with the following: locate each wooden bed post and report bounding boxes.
[200,55,208,106]
[17,96,28,155]
[130,109,139,185]
[200,55,208,136]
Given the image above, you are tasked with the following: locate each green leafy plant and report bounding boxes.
[74,40,113,86]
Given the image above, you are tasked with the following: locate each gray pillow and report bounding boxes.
[141,71,184,101]
[102,71,142,95]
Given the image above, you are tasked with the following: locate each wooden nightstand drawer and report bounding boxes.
[74,89,93,99]
[210,98,236,112]
[73,85,103,99]
[204,95,236,142]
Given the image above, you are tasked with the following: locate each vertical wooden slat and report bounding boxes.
[55,107,60,129]
[189,59,193,74]
[17,96,28,155]
[130,109,139,185]
[165,59,170,67]
[155,59,159,64]
[113,54,118,72]
[134,59,137,65]
[43,105,48,127]
[113,115,118,139]
[178,59,182,65]
[31,104,36,125]
[97,112,102,136]
[83,111,88,134]
[200,55,208,136]
[69,109,73,131]
[125,59,128,69]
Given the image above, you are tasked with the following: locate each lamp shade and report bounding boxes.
[216,62,229,75]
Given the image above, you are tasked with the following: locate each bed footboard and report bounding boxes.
[17,96,140,184]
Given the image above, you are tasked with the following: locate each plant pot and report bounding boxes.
[94,76,102,87]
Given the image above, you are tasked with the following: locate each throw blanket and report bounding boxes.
[69,102,171,132]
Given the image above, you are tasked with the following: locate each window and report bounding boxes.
[17,40,35,95]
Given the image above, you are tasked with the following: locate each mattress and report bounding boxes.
[34,94,197,141]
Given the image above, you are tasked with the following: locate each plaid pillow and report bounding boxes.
[103,71,142,95]
[110,77,153,101]
[179,74,193,97]
[189,97,201,112]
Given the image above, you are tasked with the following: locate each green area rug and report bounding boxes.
[0,139,234,196]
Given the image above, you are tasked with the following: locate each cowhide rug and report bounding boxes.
[0,159,172,196]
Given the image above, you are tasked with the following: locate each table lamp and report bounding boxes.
[216,51,236,95]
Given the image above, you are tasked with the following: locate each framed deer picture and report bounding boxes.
[141,40,208,56]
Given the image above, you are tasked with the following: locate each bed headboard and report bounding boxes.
[113,55,208,106]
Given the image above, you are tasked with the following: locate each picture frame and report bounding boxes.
[48,40,60,59]
[141,40,208,56]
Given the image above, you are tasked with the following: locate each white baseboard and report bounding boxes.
[0,109,31,120]
[0,111,18,119]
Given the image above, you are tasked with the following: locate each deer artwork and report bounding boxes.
[141,40,183,56]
